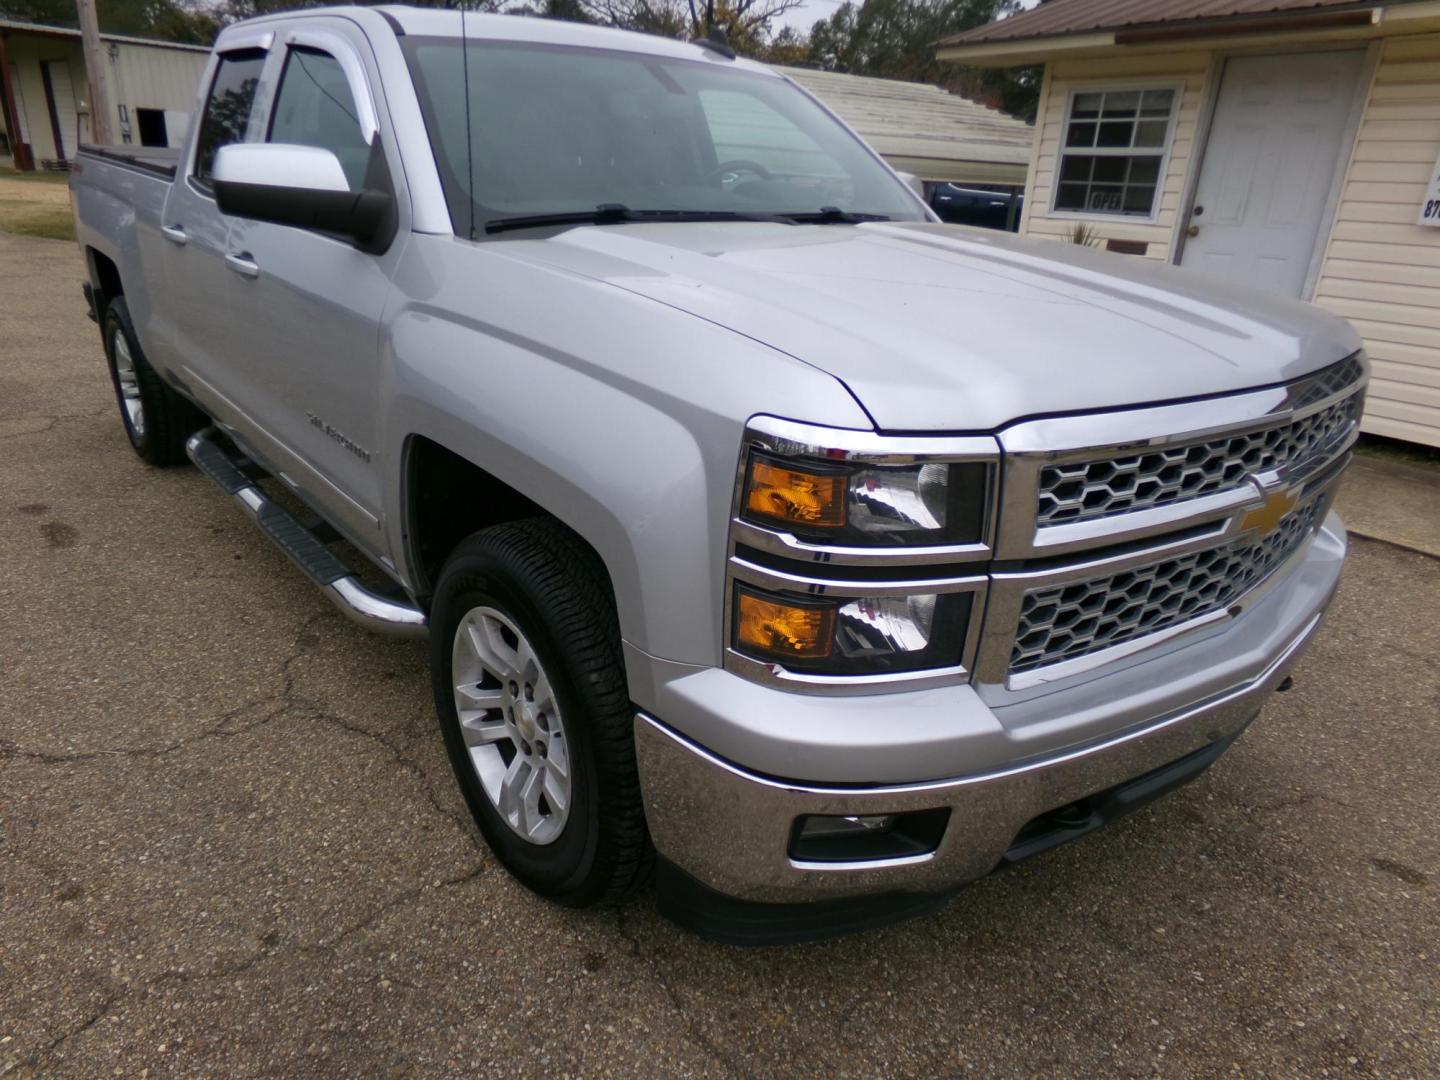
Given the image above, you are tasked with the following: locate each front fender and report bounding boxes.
[379,236,872,666]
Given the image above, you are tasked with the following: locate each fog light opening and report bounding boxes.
[789,808,950,864]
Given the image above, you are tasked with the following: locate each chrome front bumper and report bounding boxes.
[635,531,1341,906]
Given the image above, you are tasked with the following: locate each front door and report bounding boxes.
[1180,51,1365,298]
[213,30,398,555]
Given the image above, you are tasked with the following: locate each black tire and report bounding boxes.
[103,296,203,466]
[430,518,652,907]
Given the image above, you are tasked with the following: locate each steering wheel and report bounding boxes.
[708,159,774,186]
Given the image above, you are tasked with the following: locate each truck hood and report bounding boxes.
[505,221,1363,432]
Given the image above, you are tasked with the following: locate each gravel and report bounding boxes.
[1,231,1436,1078]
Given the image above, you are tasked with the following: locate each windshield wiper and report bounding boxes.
[484,204,785,235]
[783,206,891,225]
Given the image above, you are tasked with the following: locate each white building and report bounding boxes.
[0,18,208,171]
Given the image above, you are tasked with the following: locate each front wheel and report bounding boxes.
[430,519,651,906]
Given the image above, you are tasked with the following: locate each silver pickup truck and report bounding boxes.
[71,6,1365,943]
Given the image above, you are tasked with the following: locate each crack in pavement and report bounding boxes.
[0,407,112,442]
[9,865,491,1076]
[614,906,743,1078]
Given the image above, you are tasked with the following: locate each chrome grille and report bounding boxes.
[1010,498,1324,675]
[1036,378,1362,527]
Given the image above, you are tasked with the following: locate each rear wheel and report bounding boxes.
[430,519,652,906]
[103,296,202,466]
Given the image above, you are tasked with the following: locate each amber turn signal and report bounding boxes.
[744,457,846,529]
[735,590,836,661]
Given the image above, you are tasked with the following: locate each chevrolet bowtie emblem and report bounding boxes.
[1241,487,1298,535]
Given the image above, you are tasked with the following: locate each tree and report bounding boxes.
[797,0,1039,119]
[0,0,218,44]
[576,0,804,48]
[747,23,807,65]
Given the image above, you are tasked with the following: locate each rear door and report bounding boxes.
[212,24,405,554]
[160,42,269,426]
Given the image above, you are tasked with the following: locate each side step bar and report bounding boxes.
[186,427,427,639]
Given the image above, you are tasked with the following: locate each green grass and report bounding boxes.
[0,168,72,184]
[0,171,75,242]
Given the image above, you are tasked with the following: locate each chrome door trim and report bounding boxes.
[282,28,381,145]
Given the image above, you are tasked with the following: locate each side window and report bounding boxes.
[268,47,371,191]
[194,49,267,186]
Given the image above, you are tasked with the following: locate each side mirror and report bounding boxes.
[213,143,394,252]
[896,171,926,199]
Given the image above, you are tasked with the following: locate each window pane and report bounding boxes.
[1102,90,1140,117]
[1093,157,1127,183]
[1065,121,1096,148]
[1097,120,1133,148]
[1060,155,1093,182]
[1072,92,1102,119]
[1134,119,1168,148]
[269,48,371,190]
[1123,184,1157,212]
[194,49,266,183]
[1141,89,1175,116]
[1128,157,1161,185]
[1056,182,1089,210]
[1087,185,1124,212]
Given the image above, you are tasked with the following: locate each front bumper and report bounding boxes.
[634,517,1344,916]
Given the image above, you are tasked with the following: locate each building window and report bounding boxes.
[1054,88,1177,217]
[136,108,168,148]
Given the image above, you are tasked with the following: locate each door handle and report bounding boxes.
[1186,224,1201,238]
[225,252,260,279]
[161,224,188,246]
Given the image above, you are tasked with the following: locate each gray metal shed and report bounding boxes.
[777,65,1034,185]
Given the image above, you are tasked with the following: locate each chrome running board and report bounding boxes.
[186,427,427,639]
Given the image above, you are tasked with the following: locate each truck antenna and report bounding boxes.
[461,5,476,239]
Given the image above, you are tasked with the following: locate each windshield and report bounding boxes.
[401,38,926,235]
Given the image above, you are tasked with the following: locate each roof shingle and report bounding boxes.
[941,0,1390,47]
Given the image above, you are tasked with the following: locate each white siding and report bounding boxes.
[1313,33,1440,447]
[1020,51,1212,261]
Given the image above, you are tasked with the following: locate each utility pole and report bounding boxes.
[75,0,114,146]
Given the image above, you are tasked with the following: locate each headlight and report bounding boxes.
[732,583,975,677]
[726,418,997,691]
[740,452,989,547]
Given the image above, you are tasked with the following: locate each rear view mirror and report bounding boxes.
[213,143,394,252]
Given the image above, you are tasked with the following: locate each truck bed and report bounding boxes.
[76,144,181,180]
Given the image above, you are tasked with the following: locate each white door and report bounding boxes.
[1181,51,1364,298]
[43,60,78,160]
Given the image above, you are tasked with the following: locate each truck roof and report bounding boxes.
[226,5,780,78]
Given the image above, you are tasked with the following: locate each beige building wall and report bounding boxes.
[2,30,206,166]
[1021,50,1212,261]
[1016,38,1440,447]
[6,35,83,163]
[110,40,206,116]
[1311,33,1440,447]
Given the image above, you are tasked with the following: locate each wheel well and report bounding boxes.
[88,248,123,310]
[405,436,551,597]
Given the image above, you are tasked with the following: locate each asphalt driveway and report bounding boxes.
[1,231,1436,1077]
